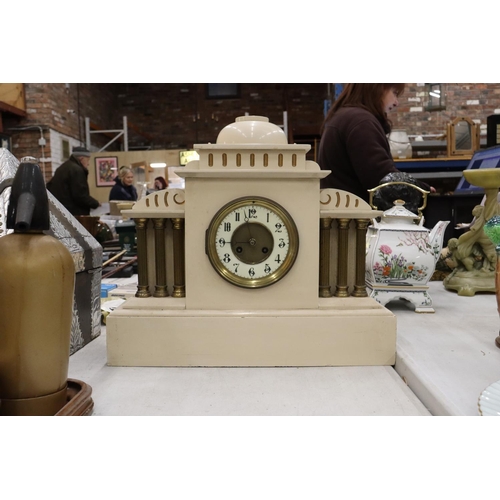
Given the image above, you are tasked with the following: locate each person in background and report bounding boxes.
[47,146,100,216]
[154,176,168,190]
[318,83,434,202]
[109,166,138,201]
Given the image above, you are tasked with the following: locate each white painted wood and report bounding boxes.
[106,299,396,367]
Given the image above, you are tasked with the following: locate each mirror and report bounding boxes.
[455,120,472,150]
[447,117,479,157]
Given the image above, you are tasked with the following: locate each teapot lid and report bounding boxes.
[382,199,420,222]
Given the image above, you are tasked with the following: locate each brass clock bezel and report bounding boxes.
[206,196,299,288]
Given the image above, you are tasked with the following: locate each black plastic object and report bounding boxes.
[6,160,49,232]
[487,115,500,148]
[373,172,423,215]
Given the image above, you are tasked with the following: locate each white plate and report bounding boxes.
[478,380,500,416]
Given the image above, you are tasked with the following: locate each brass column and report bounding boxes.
[153,218,168,297]
[319,217,333,297]
[134,218,151,298]
[171,218,186,298]
[352,218,370,297]
[334,218,351,297]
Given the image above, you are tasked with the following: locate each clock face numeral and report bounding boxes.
[206,196,299,288]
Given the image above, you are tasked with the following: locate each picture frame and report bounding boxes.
[95,156,118,186]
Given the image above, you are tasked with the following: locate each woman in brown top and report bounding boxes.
[318,83,432,202]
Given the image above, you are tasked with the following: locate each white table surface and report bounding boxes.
[68,324,430,416]
[70,277,500,416]
[391,280,500,415]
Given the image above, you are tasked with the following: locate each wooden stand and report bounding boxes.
[55,379,94,416]
[0,379,93,416]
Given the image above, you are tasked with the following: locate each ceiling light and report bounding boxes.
[150,162,167,168]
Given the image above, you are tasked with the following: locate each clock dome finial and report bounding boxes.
[216,115,288,145]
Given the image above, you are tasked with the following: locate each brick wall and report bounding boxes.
[391,83,500,137]
[3,83,121,180]
[3,83,500,182]
[117,83,328,148]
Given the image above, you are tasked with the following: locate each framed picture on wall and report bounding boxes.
[95,156,118,186]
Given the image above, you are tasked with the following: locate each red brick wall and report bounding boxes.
[391,83,500,136]
[3,83,121,180]
[116,83,327,148]
[4,84,57,172]
[3,83,500,182]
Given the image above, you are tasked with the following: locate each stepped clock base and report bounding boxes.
[106,297,396,367]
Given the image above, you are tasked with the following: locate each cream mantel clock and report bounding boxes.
[106,116,396,367]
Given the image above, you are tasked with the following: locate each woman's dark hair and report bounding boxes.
[154,176,167,189]
[321,83,405,134]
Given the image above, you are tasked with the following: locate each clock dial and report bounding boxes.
[206,197,299,288]
[230,221,274,265]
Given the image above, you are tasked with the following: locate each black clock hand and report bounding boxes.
[233,221,253,242]
[245,221,253,238]
[233,238,257,245]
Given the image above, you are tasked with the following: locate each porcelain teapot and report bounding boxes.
[365,198,449,287]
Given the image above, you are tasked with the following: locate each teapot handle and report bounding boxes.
[367,181,430,219]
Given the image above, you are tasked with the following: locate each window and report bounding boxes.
[61,139,70,160]
[426,83,445,111]
[206,84,240,99]
[0,133,11,151]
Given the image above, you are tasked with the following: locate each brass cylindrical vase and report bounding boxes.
[0,234,75,415]
[0,159,75,415]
